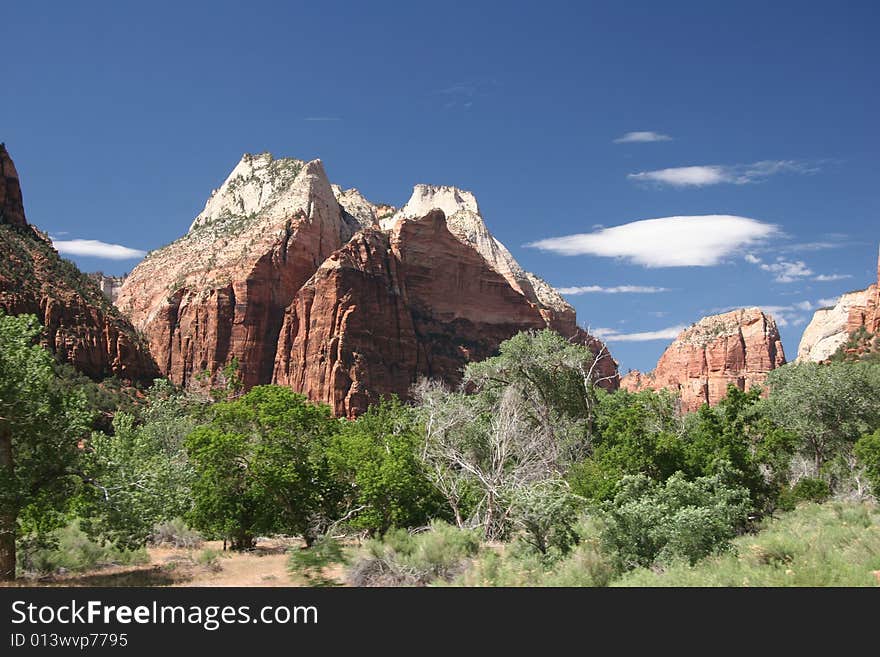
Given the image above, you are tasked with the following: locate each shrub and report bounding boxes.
[614,502,880,587]
[18,521,148,575]
[150,518,203,549]
[599,466,751,569]
[509,480,581,557]
[288,536,347,586]
[346,521,480,586]
[855,430,880,497]
[777,477,831,510]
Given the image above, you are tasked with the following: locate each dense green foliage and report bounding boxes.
[614,502,880,586]
[4,313,880,586]
[328,398,448,535]
[185,386,340,549]
[0,313,92,579]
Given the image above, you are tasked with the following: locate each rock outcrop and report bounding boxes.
[798,246,880,362]
[117,153,358,388]
[87,272,126,303]
[620,308,785,412]
[118,153,616,414]
[0,143,27,228]
[0,144,158,381]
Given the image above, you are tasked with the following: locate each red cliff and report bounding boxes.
[620,308,785,412]
[0,144,158,381]
[118,154,616,414]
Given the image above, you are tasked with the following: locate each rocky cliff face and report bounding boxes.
[620,308,785,412]
[87,272,126,303]
[117,154,358,388]
[0,144,158,381]
[0,143,27,228]
[118,154,616,414]
[798,246,880,362]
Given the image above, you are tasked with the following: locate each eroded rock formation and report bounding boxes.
[798,246,880,361]
[118,153,616,414]
[0,144,158,381]
[620,308,785,412]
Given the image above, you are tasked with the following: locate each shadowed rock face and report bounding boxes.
[0,145,158,381]
[620,308,785,412]
[0,144,27,228]
[798,246,880,362]
[118,153,617,414]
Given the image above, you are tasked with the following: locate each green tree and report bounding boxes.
[765,362,880,476]
[328,398,447,535]
[0,313,91,580]
[76,380,197,549]
[185,386,340,549]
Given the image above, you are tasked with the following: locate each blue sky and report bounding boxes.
[3,1,878,372]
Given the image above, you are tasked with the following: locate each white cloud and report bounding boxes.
[629,165,727,187]
[813,273,852,282]
[759,259,813,283]
[592,325,686,342]
[527,215,779,267]
[52,239,146,260]
[556,285,669,295]
[628,160,817,188]
[744,253,762,264]
[613,131,672,143]
[818,297,839,307]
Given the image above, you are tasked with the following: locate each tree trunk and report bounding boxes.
[0,423,15,581]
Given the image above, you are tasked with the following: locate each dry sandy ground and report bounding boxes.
[6,538,348,587]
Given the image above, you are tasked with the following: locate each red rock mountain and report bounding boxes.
[620,308,785,412]
[117,153,617,415]
[798,245,880,361]
[0,144,158,381]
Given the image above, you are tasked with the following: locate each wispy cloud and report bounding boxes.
[613,131,672,144]
[759,259,813,283]
[813,273,852,282]
[52,238,145,260]
[304,117,341,121]
[818,297,839,307]
[527,215,779,267]
[628,160,819,188]
[592,325,686,342]
[746,253,851,283]
[435,80,497,109]
[556,285,669,295]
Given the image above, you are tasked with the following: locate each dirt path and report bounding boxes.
[6,538,347,587]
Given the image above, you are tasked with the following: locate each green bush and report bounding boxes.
[855,430,880,497]
[18,521,148,575]
[614,502,880,586]
[456,525,614,587]
[346,521,480,586]
[777,478,831,511]
[288,535,347,586]
[599,466,751,569]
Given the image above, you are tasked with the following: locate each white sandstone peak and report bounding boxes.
[386,184,571,315]
[797,288,872,362]
[190,152,307,230]
[188,154,346,234]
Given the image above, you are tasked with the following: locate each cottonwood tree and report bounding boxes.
[765,362,880,476]
[0,313,91,580]
[415,380,564,540]
[185,386,341,549]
